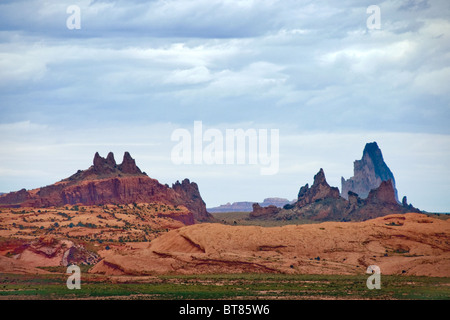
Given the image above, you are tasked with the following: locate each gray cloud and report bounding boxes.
[1,0,449,211]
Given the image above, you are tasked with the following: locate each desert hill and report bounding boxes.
[0,152,212,222]
[90,212,450,277]
[0,202,194,269]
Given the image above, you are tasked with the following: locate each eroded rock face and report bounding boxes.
[172,179,213,221]
[257,168,420,222]
[118,152,142,175]
[366,180,398,205]
[341,142,398,202]
[3,236,100,268]
[77,151,142,179]
[0,152,210,221]
[296,168,341,208]
[0,189,30,207]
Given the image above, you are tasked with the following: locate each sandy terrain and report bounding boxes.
[0,203,190,242]
[1,205,448,278]
[0,255,51,274]
[90,213,450,277]
[0,203,191,270]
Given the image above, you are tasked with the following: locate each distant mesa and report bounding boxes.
[0,152,213,222]
[341,142,399,202]
[208,198,294,213]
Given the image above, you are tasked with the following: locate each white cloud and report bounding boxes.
[0,48,48,84]
[413,67,450,95]
[164,66,213,84]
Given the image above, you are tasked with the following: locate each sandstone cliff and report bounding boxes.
[172,179,213,221]
[0,152,212,221]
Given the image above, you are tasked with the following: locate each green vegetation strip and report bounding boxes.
[0,273,448,300]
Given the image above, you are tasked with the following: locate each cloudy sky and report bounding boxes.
[0,0,449,212]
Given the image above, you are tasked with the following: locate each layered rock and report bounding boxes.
[341,142,398,202]
[0,152,211,221]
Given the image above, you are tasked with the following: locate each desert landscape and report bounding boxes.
[1,2,449,315]
[0,148,448,300]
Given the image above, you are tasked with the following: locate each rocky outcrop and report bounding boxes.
[249,203,280,218]
[341,142,398,202]
[296,168,341,208]
[68,152,142,181]
[118,152,142,175]
[0,152,210,221]
[0,188,31,208]
[172,179,213,222]
[254,168,420,222]
[2,236,100,268]
[366,180,398,205]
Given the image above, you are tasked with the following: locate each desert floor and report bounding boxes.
[0,272,449,300]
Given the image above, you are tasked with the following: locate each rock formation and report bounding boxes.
[172,179,213,221]
[296,168,341,207]
[251,168,420,222]
[118,151,142,175]
[366,180,398,205]
[249,203,280,218]
[68,151,142,181]
[0,152,212,221]
[341,142,399,202]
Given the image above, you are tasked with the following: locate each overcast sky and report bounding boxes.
[0,0,449,212]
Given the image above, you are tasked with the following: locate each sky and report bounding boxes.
[0,0,449,212]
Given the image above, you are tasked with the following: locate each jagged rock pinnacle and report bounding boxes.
[118,151,142,174]
[296,168,341,207]
[341,142,399,202]
[106,152,116,167]
[313,168,327,185]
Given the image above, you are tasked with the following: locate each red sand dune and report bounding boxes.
[90,213,450,277]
